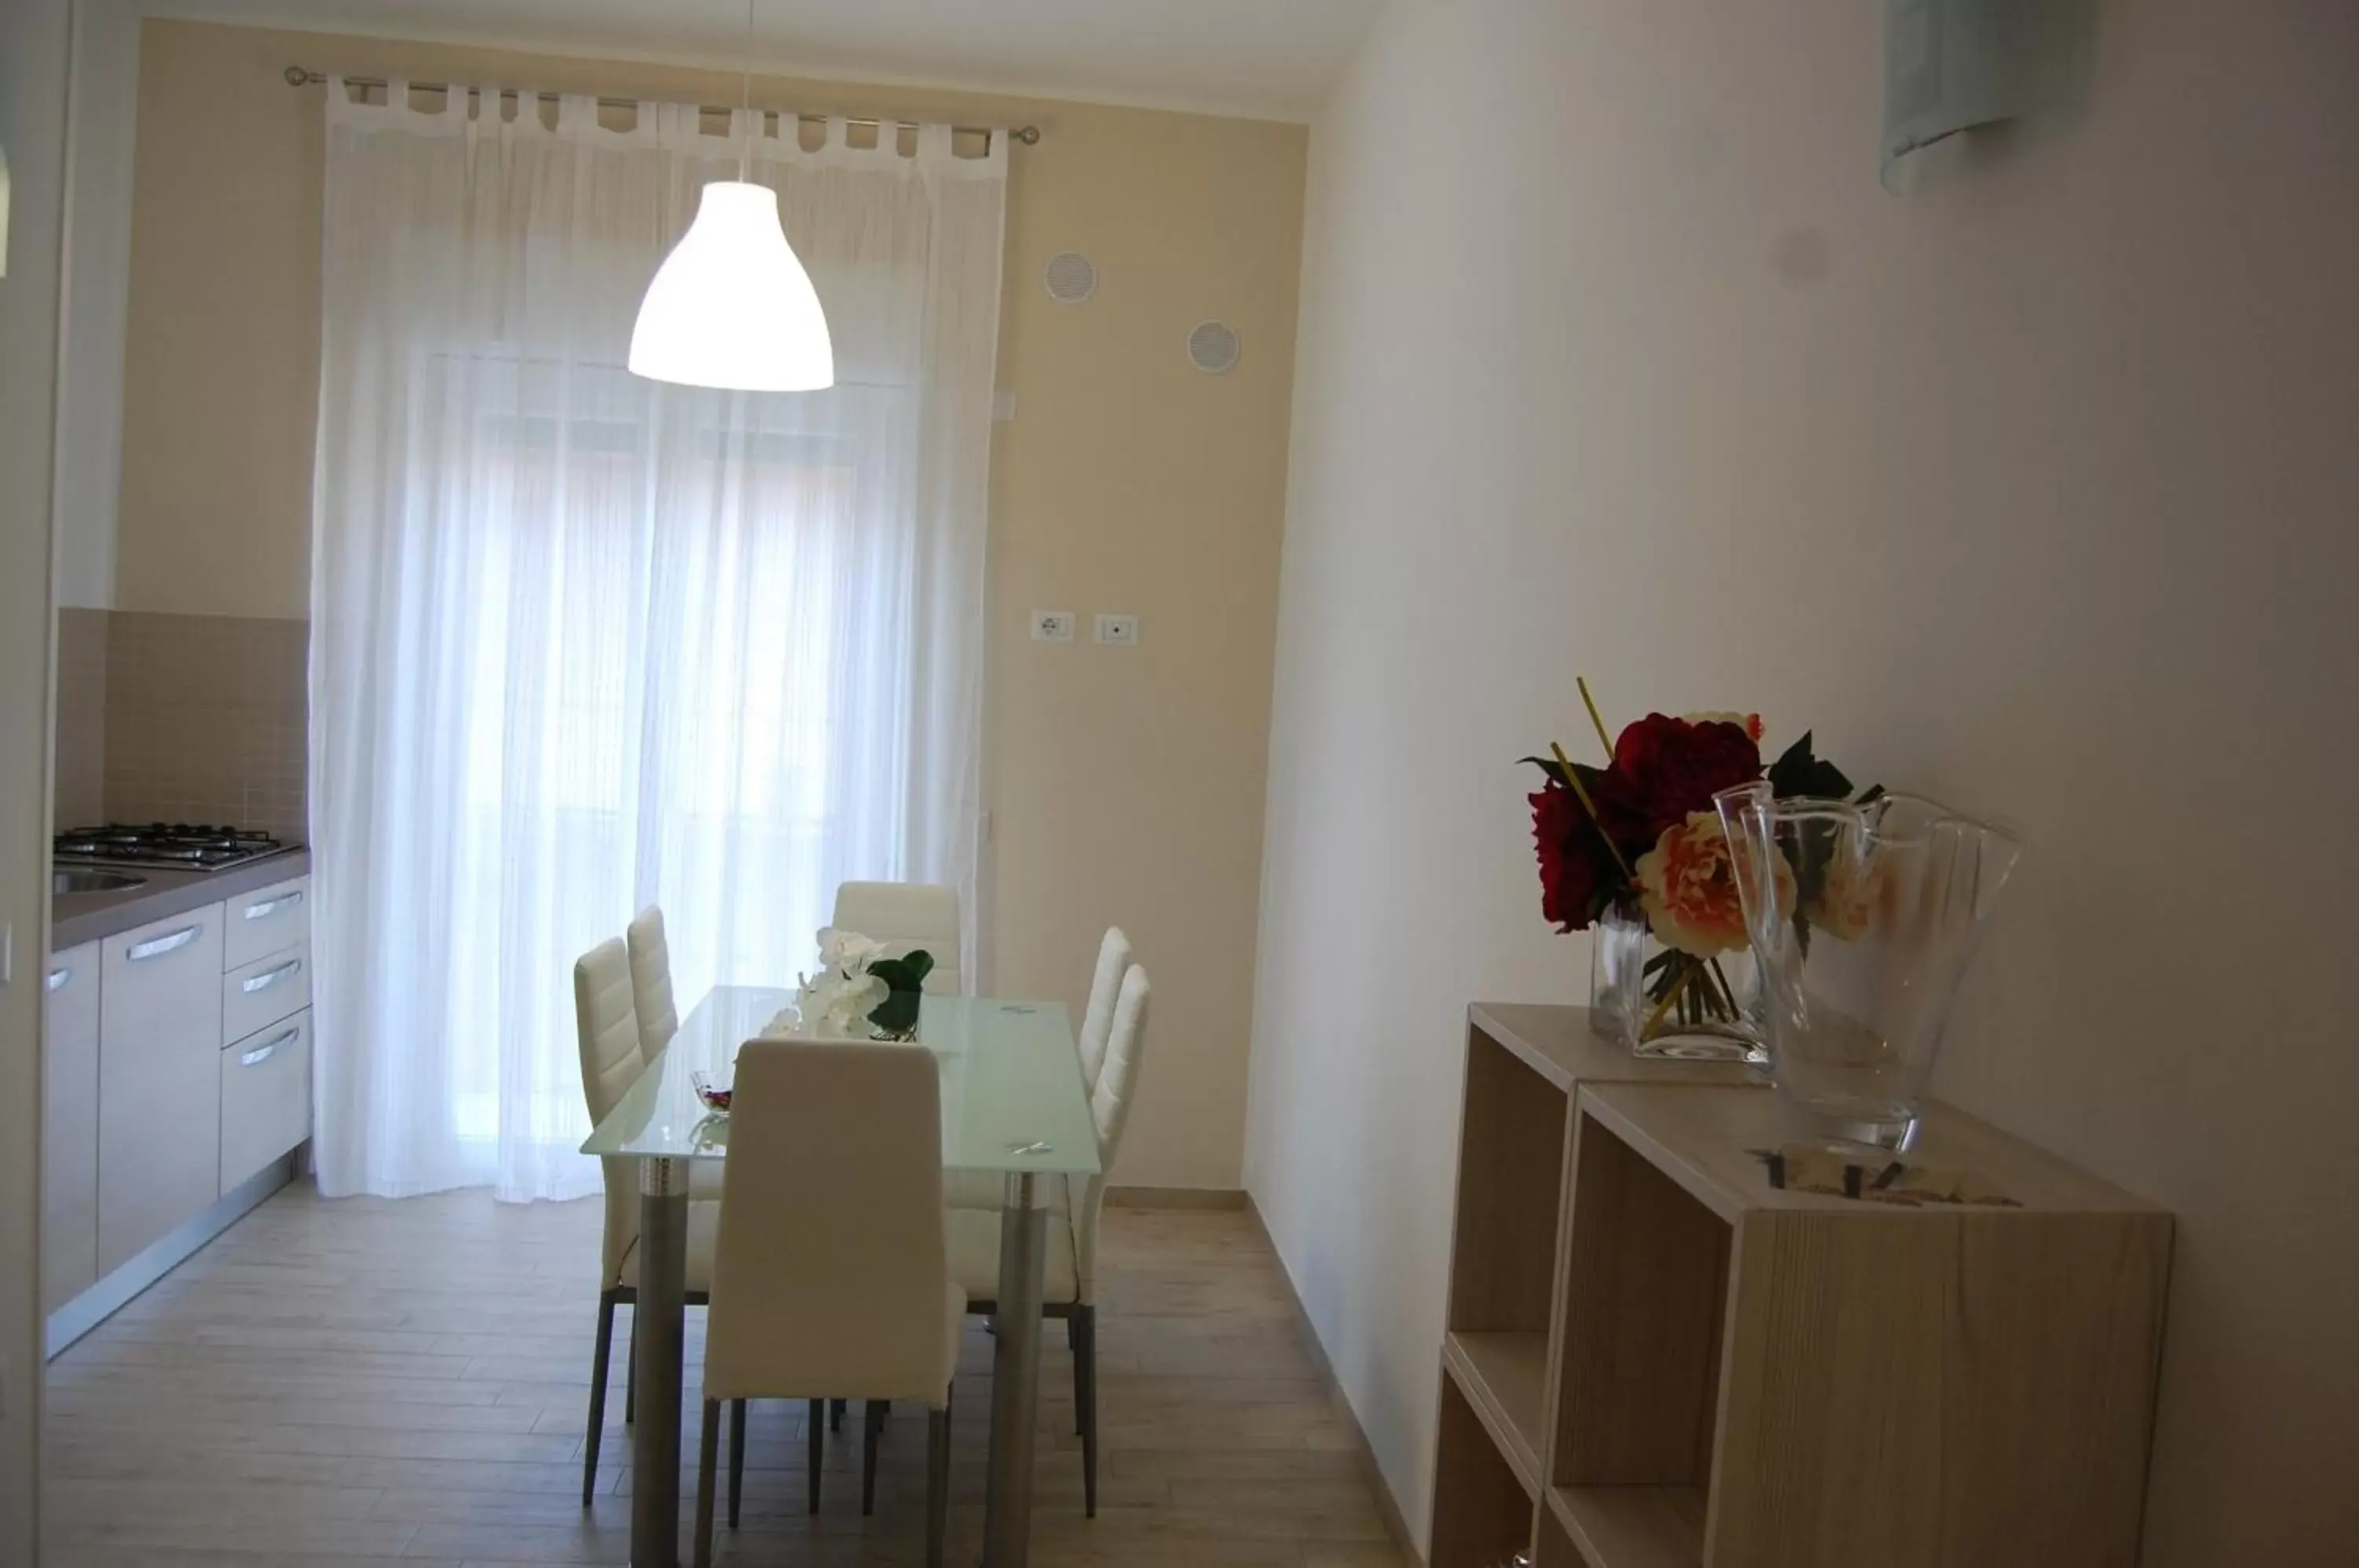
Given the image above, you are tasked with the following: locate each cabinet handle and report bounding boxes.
[238,1026,301,1067]
[127,925,201,962]
[244,890,304,920]
[47,966,71,992]
[241,957,304,993]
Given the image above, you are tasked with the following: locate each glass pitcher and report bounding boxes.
[1714,782,2022,1153]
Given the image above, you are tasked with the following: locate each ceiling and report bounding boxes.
[158,0,1386,119]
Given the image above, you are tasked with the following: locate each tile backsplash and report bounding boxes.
[54,609,109,826]
[54,610,310,843]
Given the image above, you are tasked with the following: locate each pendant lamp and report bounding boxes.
[627,0,834,392]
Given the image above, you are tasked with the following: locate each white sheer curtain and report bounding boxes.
[307,83,1004,1199]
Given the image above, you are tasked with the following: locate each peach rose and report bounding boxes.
[1809,841,1884,941]
[1637,811,1788,958]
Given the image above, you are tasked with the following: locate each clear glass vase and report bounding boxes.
[1589,901,1767,1063]
[1716,783,2022,1153]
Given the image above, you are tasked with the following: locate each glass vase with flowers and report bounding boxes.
[1525,680,1873,1062]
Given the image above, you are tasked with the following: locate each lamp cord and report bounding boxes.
[738,0,753,182]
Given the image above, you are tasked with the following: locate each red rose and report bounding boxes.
[1611,713,1762,841]
[1531,780,1621,931]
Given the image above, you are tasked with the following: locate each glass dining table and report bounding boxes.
[582,985,1101,1568]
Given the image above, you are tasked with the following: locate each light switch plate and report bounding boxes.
[1094,613,1139,646]
[1030,610,1076,642]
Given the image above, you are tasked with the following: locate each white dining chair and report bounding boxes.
[1076,926,1133,1093]
[942,961,1150,1518]
[694,1039,963,1568]
[625,906,723,1203]
[624,905,679,1059]
[832,881,963,995]
[940,925,1130,1216]
[573,937,719,1507]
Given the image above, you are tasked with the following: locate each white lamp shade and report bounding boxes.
[628,181,834,392]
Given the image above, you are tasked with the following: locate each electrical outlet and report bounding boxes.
[1094,613,1139,646]
[1030,609,1076,643]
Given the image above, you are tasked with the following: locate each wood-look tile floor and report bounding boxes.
[41,1184,1408,1568]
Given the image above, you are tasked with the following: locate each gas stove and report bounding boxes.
[54,823,297,874]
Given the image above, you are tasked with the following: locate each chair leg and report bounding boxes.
[1076,1303,1099,1519]
[624,1307,637,1425]
[926,1389,952,1568]
[694,1398,720,1568]
[807,1399,824,1515]
[582,1292,616,1507]
[862,1400,887,1515]
[727,1399,748,1529]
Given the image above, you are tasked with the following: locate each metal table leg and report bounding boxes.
[631,1156,690,1568]
[982,1170,1047,1568]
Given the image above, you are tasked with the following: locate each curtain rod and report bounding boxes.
[282,67,1042,146]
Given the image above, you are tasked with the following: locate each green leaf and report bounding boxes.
[1519,754,1571,787]
[867,951,934,995]
[1768,730,1854,801]
[867,988,922,1036]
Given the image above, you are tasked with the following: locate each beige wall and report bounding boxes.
[0,0,72,1554]
[1248,0,2359,1559]
[115,18,1305,1189]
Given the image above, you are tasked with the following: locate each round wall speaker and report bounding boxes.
[1187,319,1242,375]
[1043,252,1099,305]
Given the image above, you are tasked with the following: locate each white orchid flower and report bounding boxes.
[816,926,888,970]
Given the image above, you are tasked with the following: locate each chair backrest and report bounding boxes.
[575,937,645,1123]
[832,881,963,995]
[1069,963,1150,1305]
[705,1040,955,1404]
[1076,926,1133,1092]
[1090,963,1151,1166]
[573,937,644,1288]
[625,905,679,1061]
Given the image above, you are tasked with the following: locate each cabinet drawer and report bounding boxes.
[222,1011,312,1197]
[224,874,310,970]
[223,944,311,1043]
[42,942,100,1313]
[98,902,226,1275]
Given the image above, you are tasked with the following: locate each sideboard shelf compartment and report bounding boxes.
[1430,1002,2173,1568]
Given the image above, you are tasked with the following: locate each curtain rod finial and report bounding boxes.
[285,64,313,87]
[1014,126,1040,145]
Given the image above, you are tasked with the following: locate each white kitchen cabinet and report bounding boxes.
[42,941,100,1312]
[223,874,310,970]
[220,1010,311,1197]
[223,942,309,1046]
[98,901,226,1275]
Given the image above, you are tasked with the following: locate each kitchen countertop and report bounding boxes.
[51,848,311,952]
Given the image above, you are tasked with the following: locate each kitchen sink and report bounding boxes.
[53,868,149,896]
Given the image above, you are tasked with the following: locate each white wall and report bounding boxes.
[0,0,72,1557]
[53,0,140,609]
[1246,0,2359,1562]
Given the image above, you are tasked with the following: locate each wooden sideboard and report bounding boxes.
[1433,1003,2172,1568]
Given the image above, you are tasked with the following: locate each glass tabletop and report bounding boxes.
[580,985,1102,1179]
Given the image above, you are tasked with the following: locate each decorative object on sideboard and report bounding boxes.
[1524,679,1872,1062]
[1717,781,2021,1154]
